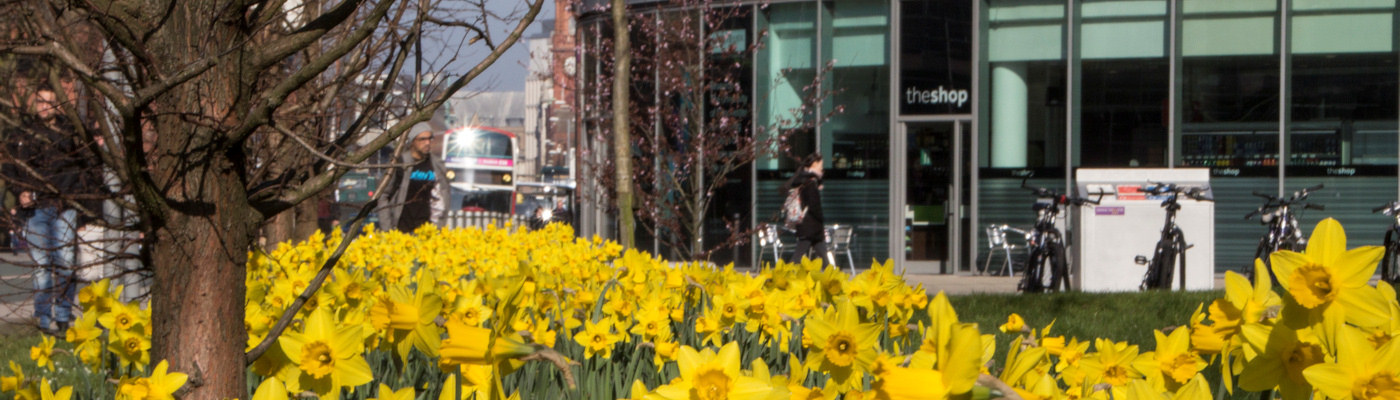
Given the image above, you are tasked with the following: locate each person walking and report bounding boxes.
[786,153,827,265]
[378,126,451,233]
[3,87,83,335]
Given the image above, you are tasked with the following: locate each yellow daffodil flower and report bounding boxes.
[368,275,444,362]
[1080,339,1145,388]
[369,383,415,400]
[1238,324,1328,399]
[250,378,289,400]
[30,335,54,371]
[277,306,373,397]
[999,313,1026,334]
[651,342,773,400]
[1136,328,1208,390]
[114,360,188,400]
[110,328,152,371]
[1303,327,1400,400]
[870,355,948,400]
[1270,218,1390,328]
[803,299,882,393]
[37,379,70,400]
[573,317,623,360]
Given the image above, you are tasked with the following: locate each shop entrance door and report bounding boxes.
[901,121,966,274]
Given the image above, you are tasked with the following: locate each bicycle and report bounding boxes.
[1371,201,1400,285]
[1017,178,1101,293]
[1137,182,1212,291]
[1244,184,1323,283]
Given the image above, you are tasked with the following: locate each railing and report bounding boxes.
[443,210,531,230]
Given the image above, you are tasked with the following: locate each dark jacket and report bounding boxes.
[376,151,451,231]
[788,171,824,241]
[1,117,88,209]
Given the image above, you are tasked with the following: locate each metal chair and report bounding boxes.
[757,224,784,266]
[982,224,1027,276]
[826,224,856,275]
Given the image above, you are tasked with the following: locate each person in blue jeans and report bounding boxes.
[3,86,86,335]
[25,203,78,335]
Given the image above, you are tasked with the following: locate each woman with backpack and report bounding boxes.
[786,153,826,265]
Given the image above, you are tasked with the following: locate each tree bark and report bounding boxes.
[611,0,635,249]
[142,2,258,398]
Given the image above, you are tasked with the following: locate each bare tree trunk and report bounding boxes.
[611,0,635,249]
[143,3,255,398]
[293,197,320,240]
[148,159,258,400]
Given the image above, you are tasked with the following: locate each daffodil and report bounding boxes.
[65,311,104,367]
[438,364,493,400]
[909,292,983,395]
[30,335,54,371]
[1304,326,1400,400]
[651,342,773,400]
[1136,328,1207,391]
[110,328,152,371]
[1238,324,1328,399]
[2,361,27,394]
[1000,313,1026,334]
[573,316,623,360]
[37,379,70,400]
[1172,374,1212,400]
[1080,339,1145,388]
[250,378,289,400]
[277,306,373,398]
[870,355,949,400]
[368,275,444,361]
[803,299,881,392]
[114,360,188,400]
[1270,218,1390,328]
[439,317,534,369]
[370,383,416,400]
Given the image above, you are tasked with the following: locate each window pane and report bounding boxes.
[825,0,891,264]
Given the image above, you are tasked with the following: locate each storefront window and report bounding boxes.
[979,0,1068,268]
[824,0,890,264]
[755,2,817,174]
[1285,2,1398,249]
[986,0,1066,170]
[1081,0,1168,167]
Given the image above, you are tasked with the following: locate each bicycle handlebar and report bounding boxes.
[1245,185,1325,219]
[1373,201,1400,215]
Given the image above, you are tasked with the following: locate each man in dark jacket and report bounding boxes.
[786,153,827,265]
[377,126,451,233]
[2,87,83,335]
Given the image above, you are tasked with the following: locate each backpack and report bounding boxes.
[782,187,806,231]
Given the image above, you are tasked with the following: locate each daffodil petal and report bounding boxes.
[1302,364,1352,399]
[1305,218,1347,266]
[1335,286,1391,328]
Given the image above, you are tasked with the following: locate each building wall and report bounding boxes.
[576,0,1400,273]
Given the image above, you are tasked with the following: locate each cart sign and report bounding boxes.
[1094,206,1125,216]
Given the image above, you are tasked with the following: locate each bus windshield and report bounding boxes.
[445,127,513,165]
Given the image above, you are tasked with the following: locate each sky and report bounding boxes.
[441,1,557,93]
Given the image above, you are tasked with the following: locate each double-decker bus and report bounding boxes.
[443,126,517,214]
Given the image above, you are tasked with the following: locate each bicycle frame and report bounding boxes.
[1139,182,1209,290]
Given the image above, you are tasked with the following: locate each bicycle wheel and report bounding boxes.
[1174,233,1188,290]
[1143,241,1175,290]
[1251,239,1276,284]
[1384,238,1400,285]
[1047,239,1070,292]
[1019,246,1047,293]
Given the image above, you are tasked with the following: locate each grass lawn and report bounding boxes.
[948,289,1222,354]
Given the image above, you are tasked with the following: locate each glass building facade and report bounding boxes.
[577,0,1400,274]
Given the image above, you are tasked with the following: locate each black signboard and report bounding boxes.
[899,0,973,116]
